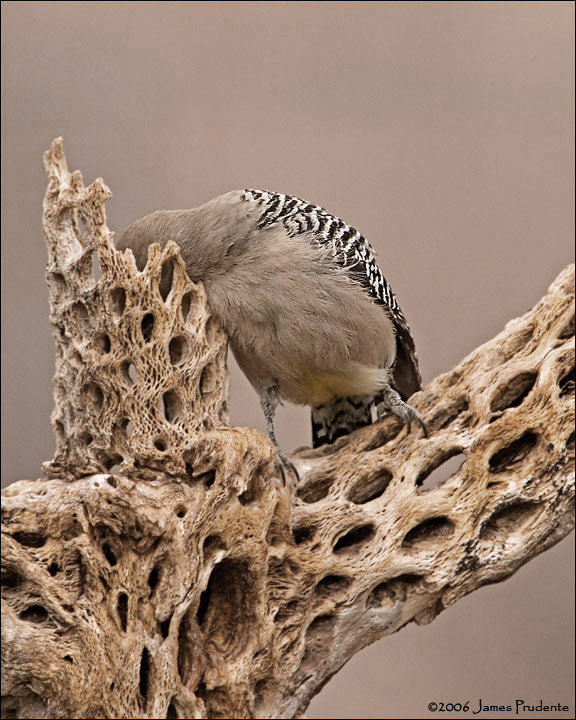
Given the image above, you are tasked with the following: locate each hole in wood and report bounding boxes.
[307,613,336,637]
[119,418,133,439]
[105,454,124,474]
[12,531,46,548]
[20,605,49,623]
[490,372,537,413]
[203,534,226,557]
[80,431,94,446]
[181,292,192,321]
[367,574,423,608]
[175,505,187,518]
[431,397,469,431]
[48,563,59,577]
[293,525,315,545]
[139,647,150,706]
[417,449,465,492]
[197,583,212,627]
[160,617,171,639]
[110,287,126,316]
[1,568,21,589]
[197,559,254,656]
[167,702,178,719]
[49,271,68,298]
[117,593,128,632]
[559,366,575,397]
[162,390,181,423]
[84,382,104,412]
[94,332,111,354]
[77,211,91,243]
[154,438,167,452]
[169,336,189,365]
[348,469,392,504]
[159,259,174,301]
[1,701,17,719]
[148,566,159,591]
[480,502,541,540]
[333,524,375,554]
[102,542,117,566]
[90,248,101,278]
[314,574,352,598]
[238,476,261,506]
[177,606,195,683]
[402,517,454,548]
[2,693,46,720]
[254,679,267,704]
[489,432,537,473]
[298,476,333,504]
[274,558,300,579]
[200,366,216,396]
[70,349,83,365]
[120,361,137,387]
[300,614,337,668]
[72,301,94,331]
[141,313,156,343]
[202,470,216,488]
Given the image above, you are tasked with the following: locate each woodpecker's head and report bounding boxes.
[116,204,234,283]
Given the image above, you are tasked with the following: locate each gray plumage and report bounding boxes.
[116,189,425,472]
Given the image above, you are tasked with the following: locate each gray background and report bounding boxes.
[1,2,574,718]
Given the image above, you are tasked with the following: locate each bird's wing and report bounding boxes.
[241,189,422,400]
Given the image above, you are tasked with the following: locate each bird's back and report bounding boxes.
[239,189,422,445]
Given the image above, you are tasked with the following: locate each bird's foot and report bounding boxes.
[276,448,300,487]
[376,386,428,437]
[260,384,300,486]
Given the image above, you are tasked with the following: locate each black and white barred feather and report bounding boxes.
[241,189,422,447]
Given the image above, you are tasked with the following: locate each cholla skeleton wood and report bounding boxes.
[1,139,574,720]
[42,145,230,480]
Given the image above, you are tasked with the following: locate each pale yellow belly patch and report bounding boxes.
[286,364,390,405]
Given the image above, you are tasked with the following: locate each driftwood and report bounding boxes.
[1,139,574,720]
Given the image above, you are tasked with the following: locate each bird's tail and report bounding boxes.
[311,327,423,448]
[311,396,376,448]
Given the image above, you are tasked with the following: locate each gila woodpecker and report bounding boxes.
[117,190,426,476]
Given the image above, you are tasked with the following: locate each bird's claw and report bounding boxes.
[276,449,300,487]
[376,393,428,438]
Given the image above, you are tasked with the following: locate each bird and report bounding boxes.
[116,189,426,477]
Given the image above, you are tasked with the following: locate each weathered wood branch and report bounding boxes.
[1,139,574,720]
